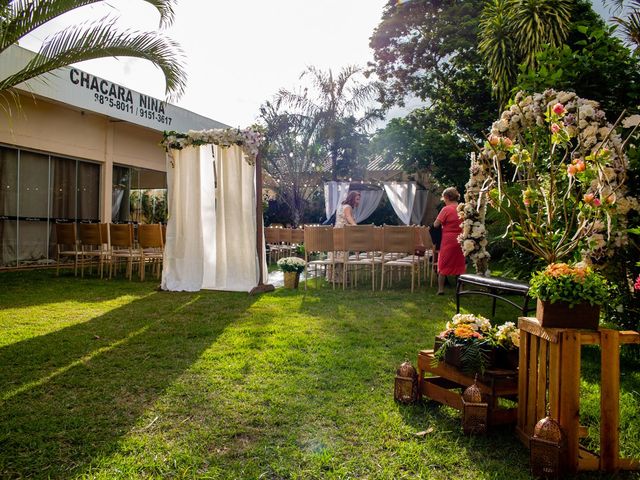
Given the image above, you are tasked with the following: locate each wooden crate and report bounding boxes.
[417,350,518,426]
[517,317,640,473]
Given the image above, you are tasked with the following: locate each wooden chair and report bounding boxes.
[418,226,435,287]
[342,225,380,291]
[265,227,281,263]
[381,225,419,292]
[109,223,141,281]
[291,228,305,256]
[303,225,334,289]
[279,228,294,257]
[78,223,107,278]
[54,223,80,276]
[138,224,164,281]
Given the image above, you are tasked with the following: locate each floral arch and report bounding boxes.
[458,89,638,274]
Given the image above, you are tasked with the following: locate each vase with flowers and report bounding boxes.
[434,314,495,374]
[494,322,520,369]
[277,257,306,289]
[528,262,611,329]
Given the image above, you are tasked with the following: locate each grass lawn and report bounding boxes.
[1,269,639,479]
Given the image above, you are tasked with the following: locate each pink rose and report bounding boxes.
[593,198,602,207]
[551,123,561,134]
[635,275,640,291]
[552,103,566,115]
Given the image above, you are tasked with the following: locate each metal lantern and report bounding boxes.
[394,361,418,404]
[530,416,565,478]
[461,376,488,435]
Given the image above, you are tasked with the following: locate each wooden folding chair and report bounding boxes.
[303,225,334,289]
[54,223,80,276]
[381,225,419,292]
[138,224,164,281]
[78,223,107,278]
[109,223,141,281]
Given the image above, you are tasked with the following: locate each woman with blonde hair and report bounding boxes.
[431,187,466,294]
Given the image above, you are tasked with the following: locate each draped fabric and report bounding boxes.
[161,146,216,292]
[411,190,430,225]
[353,189,383,223]
[323,181,350,219]
[206,145,261,291]
[383,182,417,225]
[161,145,263,292]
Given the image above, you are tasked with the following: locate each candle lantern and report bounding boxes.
[394,361,418,404]
[530,416,565,478]
[461,377,488,435]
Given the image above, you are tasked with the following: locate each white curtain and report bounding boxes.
[205,145,260,291]
[324,181,350,219]
[353,190,383,223]
[161,146,216,292]
[411,190,430,225]
[384,182,417,225]
[161,145,261,292]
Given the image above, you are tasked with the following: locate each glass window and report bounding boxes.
[77,161,100,221]
[0,147,18,267]
[113,165,167,224]
[50,156,76,221]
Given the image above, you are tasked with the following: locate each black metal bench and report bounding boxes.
[456,273,533,317]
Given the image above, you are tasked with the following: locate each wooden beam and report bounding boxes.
[250,152,275,295]
[600,329,620,472]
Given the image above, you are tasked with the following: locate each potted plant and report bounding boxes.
[528,262,611,329]
[494,322,520,370]
[434,314,495,374]
[277,256,306,289]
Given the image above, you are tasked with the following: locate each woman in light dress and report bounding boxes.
[329,191,361,284]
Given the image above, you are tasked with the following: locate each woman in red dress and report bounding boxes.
[432,187,466,294]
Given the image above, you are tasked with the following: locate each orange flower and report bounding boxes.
[454,324,478,339]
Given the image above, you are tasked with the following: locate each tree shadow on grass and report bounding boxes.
[0,269,155,309]
[0,289,257,479]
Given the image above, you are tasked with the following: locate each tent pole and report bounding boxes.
[250,152,275,295]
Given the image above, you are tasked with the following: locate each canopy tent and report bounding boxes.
[324,181,431,225]
[160,129,270,293]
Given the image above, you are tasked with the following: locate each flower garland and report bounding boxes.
[458,89,639,272]
[161,128,264,165]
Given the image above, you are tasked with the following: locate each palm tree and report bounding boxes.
[0,0,185,104]
[275,65,381,180]
[479,0,572,107]
[606,0,640,49]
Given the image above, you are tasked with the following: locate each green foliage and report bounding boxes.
[528,263,613,307]
[515,25,640,118]
[479,0,573,107]
[0,1,185,101]
[371,108,472,190]
[433,334,494,375]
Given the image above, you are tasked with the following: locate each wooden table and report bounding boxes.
[417,349,518,426]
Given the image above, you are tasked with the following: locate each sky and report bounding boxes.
[21,0,617,129]
[22,0,389,128]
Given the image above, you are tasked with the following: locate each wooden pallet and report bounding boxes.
[418,350,518,426]
[517,317,640,473]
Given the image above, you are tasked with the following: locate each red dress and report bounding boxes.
[437,204,466,276]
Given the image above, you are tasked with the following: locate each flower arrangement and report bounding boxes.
[161,127,264,165]
[528,262,611,307]
[495,322,520,350]
[277,256,306,274]
[458,89,638,272]
[435,314,495,373]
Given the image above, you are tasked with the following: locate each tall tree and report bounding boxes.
[275,65,380,180]
[479,0,573,107]
[0,0,185,104]
[259,101,326,226]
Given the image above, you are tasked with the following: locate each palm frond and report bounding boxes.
[0,17,186,100]
[613,8,640,47]
[1,0,176,53]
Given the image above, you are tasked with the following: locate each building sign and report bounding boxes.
[1,45,228,132]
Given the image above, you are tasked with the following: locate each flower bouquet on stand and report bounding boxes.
[277,257,306,289]
[494,322,520,370]
[434,314,495,374]
[528,262,611,329]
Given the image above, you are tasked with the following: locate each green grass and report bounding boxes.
[0,270,639,479]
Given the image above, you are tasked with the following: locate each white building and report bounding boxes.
[0,45,228,268]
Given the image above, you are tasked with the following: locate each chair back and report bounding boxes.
[55,223,77,248]
[382,225,415,254]
[100,223,110,248]
[110,223,134,249]
[333,228,345,251]
[343,225,375,253]
[78,223,102,247]
[264,227,280,245]
[374,227,384,252]
[279,228,292,245]
[418,225,434,250]
[303,226,333,253]
[138,224,164,249]
[291,228,305,244]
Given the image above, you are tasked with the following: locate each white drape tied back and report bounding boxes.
[353,190,383,223]
[411,190,430,225]
[323,181,351,219]
[384,182,417,225]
